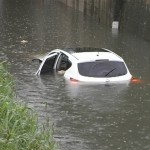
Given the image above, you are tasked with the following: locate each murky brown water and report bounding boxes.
[0,0,150,150]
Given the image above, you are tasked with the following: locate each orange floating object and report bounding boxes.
[131,77,142,84]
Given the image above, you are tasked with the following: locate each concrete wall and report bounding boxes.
[121,0,150,41]
[58,0,116,27]
[58,0,150,41]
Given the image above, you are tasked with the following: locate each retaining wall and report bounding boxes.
[58,0,150,41]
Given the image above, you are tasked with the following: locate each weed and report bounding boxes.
[0,62,58,150]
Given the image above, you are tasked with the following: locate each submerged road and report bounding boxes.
[0,0,150,149]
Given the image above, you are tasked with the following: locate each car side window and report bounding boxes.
[56,54,71,71]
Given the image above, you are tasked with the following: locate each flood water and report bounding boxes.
[0,0,150,150]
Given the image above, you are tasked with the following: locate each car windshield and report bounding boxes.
[78,61,127,77]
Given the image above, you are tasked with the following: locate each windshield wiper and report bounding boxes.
[105,68,116,77]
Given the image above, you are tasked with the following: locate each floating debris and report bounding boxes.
[21,40,28,44]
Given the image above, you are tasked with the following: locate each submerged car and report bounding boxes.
[34,47,132,83]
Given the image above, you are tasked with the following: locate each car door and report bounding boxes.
[56,53,71,71]
[36,52,58,75]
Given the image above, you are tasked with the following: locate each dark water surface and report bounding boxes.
[0,0,150,150]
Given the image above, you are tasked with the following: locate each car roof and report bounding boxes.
[59,47,123,62]
[72,52,123,62]
[49,48,123,63]
[62,47,108,53]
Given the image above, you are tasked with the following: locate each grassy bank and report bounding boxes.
[0,62,57,150]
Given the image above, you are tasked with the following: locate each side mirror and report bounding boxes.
[32,58,42,64]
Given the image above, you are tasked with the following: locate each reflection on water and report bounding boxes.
[59,0,150,41]
[0,0,150,150]
[65,80,129,101]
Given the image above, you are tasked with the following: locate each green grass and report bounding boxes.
[0,62,58,150]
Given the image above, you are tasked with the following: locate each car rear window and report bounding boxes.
[78,61,127,77]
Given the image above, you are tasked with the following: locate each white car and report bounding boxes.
[34,47,132,83]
